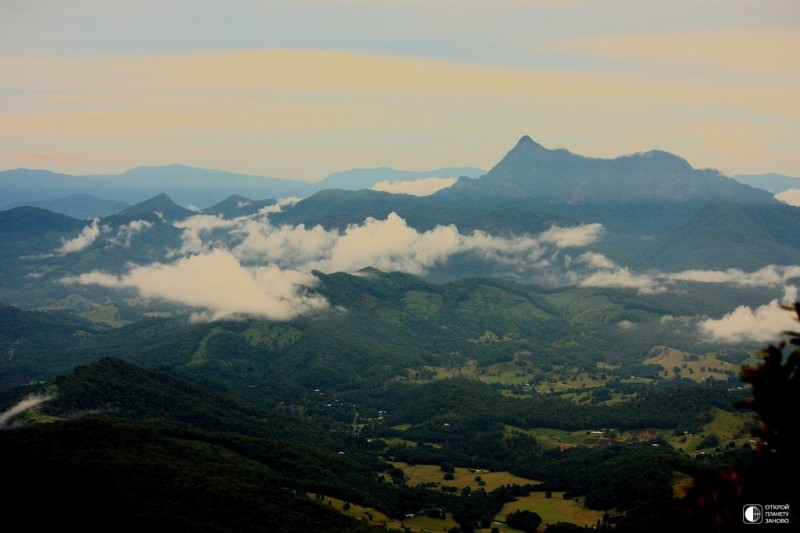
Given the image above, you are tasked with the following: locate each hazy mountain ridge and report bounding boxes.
[437,136,775,205]
[1,163,485,212]
[6,194,131,219]
[734,172,800,194]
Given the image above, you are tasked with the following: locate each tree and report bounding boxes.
[506,509,542,533]
[686,302,800,529]
[697,433,720,449]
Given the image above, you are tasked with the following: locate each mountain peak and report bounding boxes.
[513,135,545,151]
[439,136,776,205]
[118,193,194,222]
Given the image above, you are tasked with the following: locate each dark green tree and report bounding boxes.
[506,509,542,532]
[686,302,800,529]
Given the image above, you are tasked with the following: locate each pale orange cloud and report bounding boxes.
[560,29,800,80]
[2,47,798,178]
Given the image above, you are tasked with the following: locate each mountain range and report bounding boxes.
[0,164,485,214]
[2,136,799,315]
[734,172,800,194]
[6,136,798,218]
[2,136,799,531]
[439,136,774,205]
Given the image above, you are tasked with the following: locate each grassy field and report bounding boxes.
[401,512,460,532]
[665,407,755,454]
[645,346,738,381]
[389,463,603,531]
[315,471,598,533]
[391,462,540,492]
[513,426,584,449]
[499,491,605,529]
[308,493,397,529]
[512,425,644,449]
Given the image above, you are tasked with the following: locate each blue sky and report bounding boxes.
[1,0,798,180]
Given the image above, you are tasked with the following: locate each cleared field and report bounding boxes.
[428,360,481,380]
[645,346,737,381]
[391,462,540,492]
[513,426,635,449]
[381,437,418,448]
[500,491,605,529]
[666,407,754,454]
[308,494,394,528]
[401,512,460,532]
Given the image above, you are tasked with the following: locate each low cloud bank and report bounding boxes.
[68,212,603,321]
[580,267,665,294]
[575,254,800,295]
[67,249,329,322]
[64,210,800,329]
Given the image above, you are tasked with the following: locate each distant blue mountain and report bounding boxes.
[437,136,775,206]
[734,173,800,194]
[10,194,130,219]
[89,165,317,207]
[1,164,484,210]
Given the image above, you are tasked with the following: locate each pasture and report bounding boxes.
[391,462,540,492]
[499,491,605,530]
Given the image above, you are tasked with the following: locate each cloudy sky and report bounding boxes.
[1,0,798,180]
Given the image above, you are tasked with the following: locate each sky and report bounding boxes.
[1,0,798,180]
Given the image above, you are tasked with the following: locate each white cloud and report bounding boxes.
[579,267,665,295]
[577,252,617,270]
[0,393,55,428]
[174,214,241,255]
[539,223,603,248]
[233,220,338,266]
[55,219,100,254]
[669,265,800,287]
[69,212,606,321]
[372,176,458,196]
[573,263,800,295]
[312,213,463,274]
[112,219,154,247]
[258,197,302,216]
[776,189,800,207]
[233,212,602,274]
[699,287,799,343]
[67,249,329,321]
